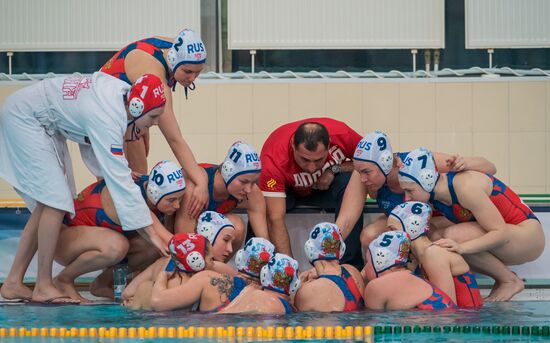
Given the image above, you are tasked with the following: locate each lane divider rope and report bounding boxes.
[0,325,548,339]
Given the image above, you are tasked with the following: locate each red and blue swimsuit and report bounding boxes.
[430,172,537,224]
[318,267,364,311]
[101,37,172,85]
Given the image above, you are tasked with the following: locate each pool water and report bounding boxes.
[1,301,550,342]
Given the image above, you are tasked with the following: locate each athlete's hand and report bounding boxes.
[150,234,170,257]
[432,238,463,254]
[121,289,133,302]
[446,154,467,172]
[313,170,335,190]
[187,183,208,219]
[300,268,319,283]
[130,171,144,182]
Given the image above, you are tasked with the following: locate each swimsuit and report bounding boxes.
[318,267,364,311]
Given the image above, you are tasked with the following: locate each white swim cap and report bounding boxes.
[398,148,439,192]
[146,160,186,205]
[353,131,394,175]
[235,237,275,278]
[304,222,346,264]
[196,211,235,246]
[260,253,301,296]
[166,29,207,73]
[368,231,411,276]
[221,142,262,186]
[389,201,432,240]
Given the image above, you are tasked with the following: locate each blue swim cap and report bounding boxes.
[389,201,432,240]
[353,131,394,175]
[398,148,439,192]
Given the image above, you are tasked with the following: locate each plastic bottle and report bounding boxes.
[113,263,128,301]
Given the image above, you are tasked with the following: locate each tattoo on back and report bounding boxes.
[210,275,233,302]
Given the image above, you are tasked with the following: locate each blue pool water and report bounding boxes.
[1,301,550,342]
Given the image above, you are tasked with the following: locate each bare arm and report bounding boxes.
[173,180,199,234]
[150,211,174,247]
[124,50,208,218]
[123,132,149,174]
[265,196,292,256]
[212,261,238,276]
[364,281,386,310]
[122,258,165,300]
[421,247,457,303]
[150,270,205,311]
[136,225,170,257]
[436,172,508,254]
[335,171,367,240]
[434,152,497,175]
[158,90,208,218]
[242,185,269,240]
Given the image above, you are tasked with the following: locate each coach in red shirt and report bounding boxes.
[259,118,364,269]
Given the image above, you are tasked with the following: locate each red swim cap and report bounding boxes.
[127,74,166,118]
[168,233,208,272]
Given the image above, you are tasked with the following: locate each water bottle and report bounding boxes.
[113,263,128,301]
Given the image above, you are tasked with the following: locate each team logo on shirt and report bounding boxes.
[62,75,91,100]
[266,178,277,190]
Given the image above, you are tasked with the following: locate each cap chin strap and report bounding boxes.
[168,77,196,100]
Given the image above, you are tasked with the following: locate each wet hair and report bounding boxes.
[293,122,329,151]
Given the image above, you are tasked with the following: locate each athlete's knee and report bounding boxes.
[102,235,130,263]
[360,223,386,249]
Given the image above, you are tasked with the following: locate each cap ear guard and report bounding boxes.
[419,169,437,192]
[128,97,144,117]
[379,150,394,174]
[186,251,205,272]
[220,160,236,184]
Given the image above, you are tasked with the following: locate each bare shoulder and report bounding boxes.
[151,257,171,276]
[453,170,491,190]
[124,51,169,83]
[423,244,448,261]
[452,171,493,206]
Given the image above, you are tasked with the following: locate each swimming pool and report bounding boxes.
[1,301,550,342]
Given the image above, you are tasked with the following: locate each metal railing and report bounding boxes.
[1,67,550,82]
